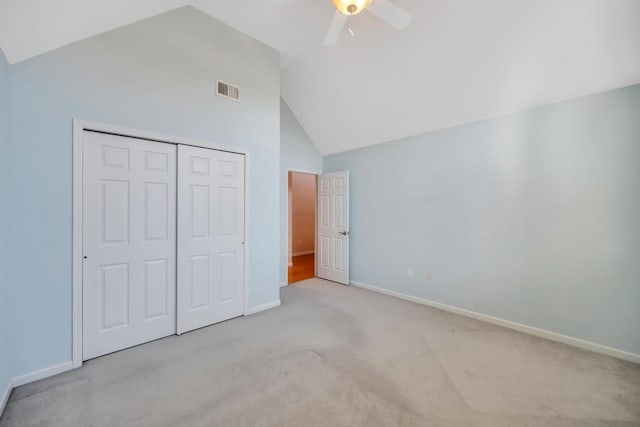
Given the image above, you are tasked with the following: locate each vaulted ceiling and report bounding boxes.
[1,0,639,154]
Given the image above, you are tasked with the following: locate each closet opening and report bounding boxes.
[72,120,249,367]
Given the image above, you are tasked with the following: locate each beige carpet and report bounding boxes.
[2,278,639,426]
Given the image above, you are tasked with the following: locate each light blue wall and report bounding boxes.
[4,7,280,380]
[279,99,322,284]
[324,85,640,355]
[0,48,12,397]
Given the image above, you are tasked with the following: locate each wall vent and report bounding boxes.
[216,80,240,101]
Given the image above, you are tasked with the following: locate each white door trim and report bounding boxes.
[284,169,319,285]
[72,119,251,369]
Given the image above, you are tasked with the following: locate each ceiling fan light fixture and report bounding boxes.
[333,0,373,16]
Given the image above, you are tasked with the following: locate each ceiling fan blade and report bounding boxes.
[367,0,412,30]
[323,10,348,46]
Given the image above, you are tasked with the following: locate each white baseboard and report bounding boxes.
[350,281,640,364]
[245,300,281,316]
[1,379,11,418]
[1,360,74,417]
[11,361,74,388]
[280,281,288,288]
[292,251,314,257]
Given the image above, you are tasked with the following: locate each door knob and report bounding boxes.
[339,231,350,236]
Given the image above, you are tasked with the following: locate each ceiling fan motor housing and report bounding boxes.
[333,0,373,15]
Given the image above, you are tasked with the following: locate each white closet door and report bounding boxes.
[177,145,245,334]
[82,131,177,360]
[317,171,350,285]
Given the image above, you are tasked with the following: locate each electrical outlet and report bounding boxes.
[427,272,433,281]
[407,267,414,278]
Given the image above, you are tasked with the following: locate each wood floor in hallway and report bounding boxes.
[288,254,315,284]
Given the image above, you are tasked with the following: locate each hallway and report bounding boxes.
[288,254,315,284]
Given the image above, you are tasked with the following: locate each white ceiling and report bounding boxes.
[1,0,639,155]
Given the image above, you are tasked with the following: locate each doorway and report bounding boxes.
[287,171,317,284]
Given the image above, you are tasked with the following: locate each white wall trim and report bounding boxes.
[0,379,11,417]
[245,300,281,315]
[292,250,315,257]
[72,122,83,369]
[11,361,74,388]
[0,361,74,417]
[72,119,252,368]
[280,281,288,288]
[350,281,640,364]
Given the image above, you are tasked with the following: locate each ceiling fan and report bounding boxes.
[324,0,412,46]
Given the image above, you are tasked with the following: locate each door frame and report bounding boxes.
[284,169,319,285]
[72,119,251,368]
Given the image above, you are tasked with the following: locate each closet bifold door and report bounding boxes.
[176,145,246,334]
[82,132,177,360]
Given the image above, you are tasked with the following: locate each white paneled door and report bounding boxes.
[177,145,245,334]
[317,171,350,285]
[82,131,177,360]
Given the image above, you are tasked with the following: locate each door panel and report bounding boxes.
[189,254,210,310]
[144,259,169,319]
[177,145,245,334]
[101,263,129,330]
[144,183,169,240]
[102,180,129,243]
[191,185,210,237]
[317,171,350,285]
[83,131,177,360]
